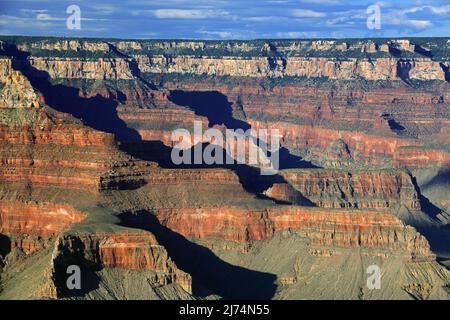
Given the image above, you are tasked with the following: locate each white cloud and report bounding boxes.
[0,14,54,29]
[92,4,118,15]
[383,7,434,29]
[401,19,433,29]
[153,9,223,19]
[245,16,289,22]
[299,0,340,4]
[197,30,247,39]
[403,5,450,15]
[326,5,434,30]
[36,13,64,21]
[292,9,326,18]
[20,9,48,14]
[373,1,391,9]
[429,5,450,14]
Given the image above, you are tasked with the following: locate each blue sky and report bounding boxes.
[0,0,450,39]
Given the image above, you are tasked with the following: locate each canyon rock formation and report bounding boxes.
[0,37,448,300]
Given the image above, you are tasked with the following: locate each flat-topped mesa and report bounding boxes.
[51,230,192,296]
[264,169,421,210]
[8,38,432,55]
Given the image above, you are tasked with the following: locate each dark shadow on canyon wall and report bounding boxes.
[0,234,11,257]
[414,45,433,58]
[418,226,450,266]
[410,175,442,221]
[1,43,142,142]
[168,89,319,170]
[381,113,406,134]
[119,210,278,299]
[52,237,102,298]
[397,60,412,85]
[105,42,158,90]
[409,172,450,260]
[169,90,251,130]
[440,63,450,82]
[421,169,450,192]
[388,46,402,57]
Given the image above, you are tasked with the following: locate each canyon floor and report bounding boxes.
[0,37,449,300]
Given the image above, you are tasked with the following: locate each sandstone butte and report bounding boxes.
[0,37,448,300]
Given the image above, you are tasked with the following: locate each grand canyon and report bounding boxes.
[0,36,449,300]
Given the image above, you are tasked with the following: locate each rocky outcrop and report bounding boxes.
[0,58,12,82]
[0,71,40,109]
[52,230,192,295]
[249,120,450,169]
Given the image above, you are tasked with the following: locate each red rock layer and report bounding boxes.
[0,201,86,254]
[251,120,450,168]
[159,80,450,137]
[0,118,153,192]
[0,201,85,237]
[8,238,45,254]
[96,79,450,169]
[153,79,450,166]
[120,106,450,169]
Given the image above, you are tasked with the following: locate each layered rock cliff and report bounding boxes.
[2,37,449,81]
[0,36,448,300]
